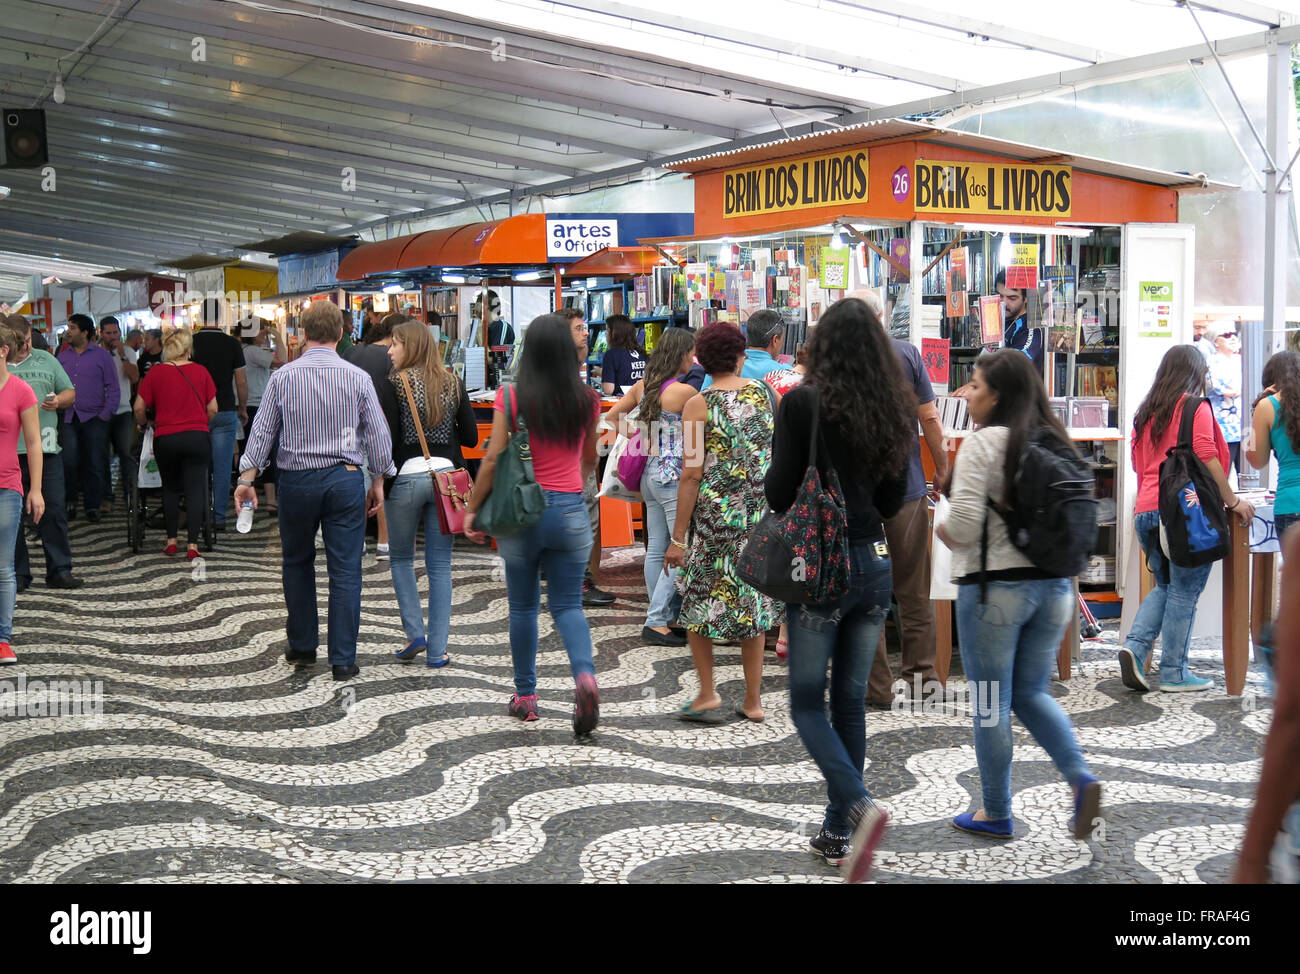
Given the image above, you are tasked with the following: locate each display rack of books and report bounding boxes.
[422,287,459,340]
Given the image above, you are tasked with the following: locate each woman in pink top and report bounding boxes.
[465,314,601,735]
[1121,345,1254,694]
[0,322,45,666]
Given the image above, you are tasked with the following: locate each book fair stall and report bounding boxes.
[641,120,1242,679]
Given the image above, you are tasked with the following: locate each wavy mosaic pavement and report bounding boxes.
[0,513,1274,883]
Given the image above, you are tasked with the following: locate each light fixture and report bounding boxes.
[52,73,65,105]
[441,274,466,284]
[955,222,1093,239]
[998,233,1014,268]
[830,227,845,249]
[514,270,543,282]
[381,282,407,294]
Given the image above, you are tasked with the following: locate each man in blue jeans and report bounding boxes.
[235,300,393,681]
[192,299,247,530]
[56,314,117,523]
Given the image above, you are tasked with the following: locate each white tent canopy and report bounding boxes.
[2,0,1300,298]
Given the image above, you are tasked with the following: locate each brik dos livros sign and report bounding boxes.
[914,160,1072,217]
[723,149,869,218]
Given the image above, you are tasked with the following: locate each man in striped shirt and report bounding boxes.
[235,301,395,681]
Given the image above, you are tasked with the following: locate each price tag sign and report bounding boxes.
[1006,243,1039,289]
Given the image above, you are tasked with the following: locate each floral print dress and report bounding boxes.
[676,382,781,639]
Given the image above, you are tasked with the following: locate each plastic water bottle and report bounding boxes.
[236,501,254,534]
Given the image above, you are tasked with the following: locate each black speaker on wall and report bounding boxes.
[1,109,48,169]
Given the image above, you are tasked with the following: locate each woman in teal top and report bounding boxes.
[1246,350,1300,538]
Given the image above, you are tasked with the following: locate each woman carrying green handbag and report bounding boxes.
[464,314,603,736]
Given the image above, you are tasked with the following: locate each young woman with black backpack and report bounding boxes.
[936,348,1100,842]
[1122,344,1254,695]
[765,298,912,882]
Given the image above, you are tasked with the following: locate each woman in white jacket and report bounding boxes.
[936,348,1100,842]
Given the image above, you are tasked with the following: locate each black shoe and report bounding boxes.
[809,827,851,866]
[582,580,615,606]
[16,577,31,595]
[642,625,687,646]
[85,510,101,524]
[332,663,360,681]
[45,573,84,590]
[285,648,317,667]
[669,626,687,636]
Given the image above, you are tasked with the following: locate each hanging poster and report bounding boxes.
[945,246,969,318]
[979,295,1003,346]
[1043,265,1078,353]
[820,247,850,289]
[921,338,950,385]
[633,275,650,314]
[1138,281,1174,338]
[1006,243,1039,289]
[685,263,711,302]
[889,237,910,283]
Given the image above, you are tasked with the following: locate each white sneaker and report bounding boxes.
[376,543,390,561]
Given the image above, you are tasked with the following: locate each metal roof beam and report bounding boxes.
[1,26,652,161]
[1183,1,1296,28]
[0,62,586,179]
[0,221,226,261]
[542,0,970,89]
[837,22,1300,122]
[828,0,1115,63]
[115,0,757,137]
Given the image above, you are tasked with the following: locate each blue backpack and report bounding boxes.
[1157,397,1231,567]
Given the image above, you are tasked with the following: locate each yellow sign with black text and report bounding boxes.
[913,159,1072,218]
[723,149,869,218]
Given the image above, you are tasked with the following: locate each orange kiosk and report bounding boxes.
[644,120,1235,684]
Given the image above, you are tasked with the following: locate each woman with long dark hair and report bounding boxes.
[385,321,477,667]
[606,327,697,645]
[600,314,647,397]
[766,297,912,882]
[1121,344,1254,694]
[936,348,1100,842]
[663,322,779,723]
[1246,350,1300,538]
[465,314,601,735]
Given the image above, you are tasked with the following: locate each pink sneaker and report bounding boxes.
[573,672,600,736]
[844,799,889,884]
[508,694,539,722]
[0,642,15,665]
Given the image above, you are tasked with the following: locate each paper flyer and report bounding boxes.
[1138,280,1174,338]
[889,237,910,283]
[685,263,711,302]
[1006,242,1039,289]
[921,337,950,386]
[820,247,850,289]
[979,294,1003,346]
[945,246,969,318]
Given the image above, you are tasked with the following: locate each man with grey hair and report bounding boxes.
[701,308,786,390]
[235,300,394,681]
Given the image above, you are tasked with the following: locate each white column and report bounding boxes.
[1264,32,1290,353]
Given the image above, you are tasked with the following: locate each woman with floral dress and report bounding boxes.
[1205,323,1243,476]
[664,322,780,723]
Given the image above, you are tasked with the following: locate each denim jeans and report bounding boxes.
[277,466,366,665]
[0,489,22,642]
[956,577,1088,821]
[787,548,893,836]
[62,415,108,514]
[1275,511,1300,542]
[641,464,681,628]
[104,410,136,506]
[208,410,240,526]
[15,453,72,582]
[386,472,455,655]
[1126,509,1214,684]
[495,489,595,696]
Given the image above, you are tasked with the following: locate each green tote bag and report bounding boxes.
[475,384,546,537]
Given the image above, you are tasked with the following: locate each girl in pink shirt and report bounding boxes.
[1120,345,1253,694]
[465,315,601,735]
[0,321,45,665]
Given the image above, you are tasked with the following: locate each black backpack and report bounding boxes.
[984,426,1098,583]
[1156,396,1230,568]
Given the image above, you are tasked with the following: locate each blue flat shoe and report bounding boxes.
[427,652,451,669]
[952,812,1013,839]
[1071,774,1102,840]
[395,637,427,663]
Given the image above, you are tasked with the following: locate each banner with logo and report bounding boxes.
[1138,281,1174,338]
[913,160,1072,218]
[723,149,869,219]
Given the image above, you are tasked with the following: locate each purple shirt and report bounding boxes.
[57,343,118,423]
[238,346,394,477]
